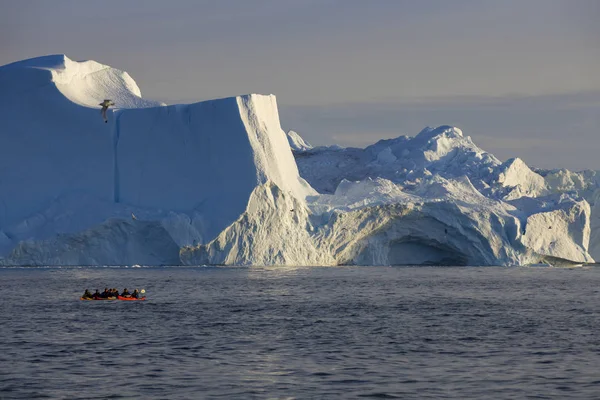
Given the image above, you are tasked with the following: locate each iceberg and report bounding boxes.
[0,55,312,265]
[0,55,597,266]
[286,130,313,152]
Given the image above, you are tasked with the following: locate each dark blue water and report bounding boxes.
[1,266,600,399]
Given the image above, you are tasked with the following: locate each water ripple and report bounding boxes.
[1,266,600,399]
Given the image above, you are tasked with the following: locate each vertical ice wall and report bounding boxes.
[0,55,314,253]
[115,94,314,241]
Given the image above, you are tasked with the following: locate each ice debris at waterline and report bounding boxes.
[0,54,598,266]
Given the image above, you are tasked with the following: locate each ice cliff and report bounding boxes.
[0,55,312,265]
[0,55,597,266]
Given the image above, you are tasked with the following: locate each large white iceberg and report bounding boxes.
[0,55,597,266]
[0,55,312,265]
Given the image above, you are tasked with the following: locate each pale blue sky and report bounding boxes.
[1,0,598,169]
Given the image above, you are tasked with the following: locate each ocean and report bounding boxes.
[1,266,599,399]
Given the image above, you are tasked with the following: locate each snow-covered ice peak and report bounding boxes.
[0,54,163,109]
[287,130,313,152]
[496,158,549,200]
[410,126,485,164]
[416,125,463,141]
[294,125,501,195]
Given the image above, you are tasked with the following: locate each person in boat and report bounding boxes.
[82,289,93,299]
[111,288,119,298]
[131,289,139,299]
[120,288,131,298]
[101,287,110,298]
[93,289,101,299]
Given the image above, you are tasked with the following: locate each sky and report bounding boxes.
[1,0,598,170]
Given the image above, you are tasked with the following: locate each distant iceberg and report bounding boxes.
[286,130,313,152]
[0,55,598,266]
